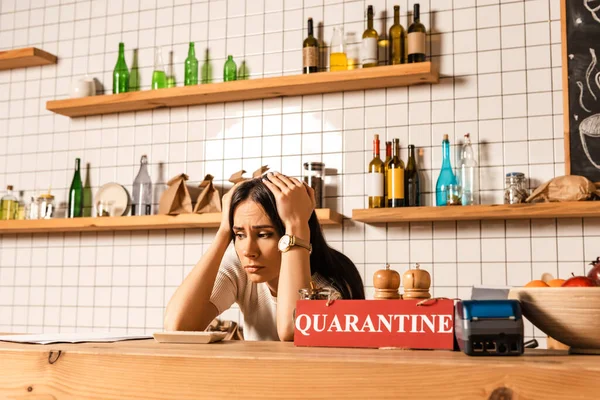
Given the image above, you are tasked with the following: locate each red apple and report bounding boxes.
[561,274,599,287]
[587,257,600,285]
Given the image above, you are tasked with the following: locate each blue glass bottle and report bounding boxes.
[436,134,458,206]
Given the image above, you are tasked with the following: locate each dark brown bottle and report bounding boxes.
[405,144,420,206]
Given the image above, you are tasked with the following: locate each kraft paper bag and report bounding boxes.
[526,175,600,203]
[193,174,221,214]
[158,173,193,215]
[227,165,269,185]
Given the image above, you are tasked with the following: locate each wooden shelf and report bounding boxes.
[0,209,342,234]
[0,47,57,70]
[352,202,600,223]
[46,62,438,117]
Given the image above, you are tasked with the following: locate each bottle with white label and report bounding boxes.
[407,3,426,63]
[367,134,385,208]
[361,5,379,68]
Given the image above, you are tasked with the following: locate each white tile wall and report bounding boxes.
[0,0,599,345]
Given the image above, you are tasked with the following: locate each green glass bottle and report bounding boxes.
[112,42,130,94]
[201,48,212,84]
[68,158,83,218]
[223,55,237,82]
[184,42,199,86]
[152,47,167,89]
[389,5,406,65]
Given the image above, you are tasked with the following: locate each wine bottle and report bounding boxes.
[68,158,83,218]
[132,155,153,216]
[303,18,318,74]
[435,134,458,206]
[384,141,392,206]
[361,5,378,68]
[184,42,198,86]
[112,42,130,94]
[367,134,385,208]
[405,145,420,207]
[152,47,167,89]
[407,3,426,63]
[458,133,478,205]
[389,5,406,65]
[224,55,237,81]
[387,138,405,207]
[0,185,18,220]
[330,26,347,71]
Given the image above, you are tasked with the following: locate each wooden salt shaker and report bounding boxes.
[373,264,401,300]
[402,263,431,300]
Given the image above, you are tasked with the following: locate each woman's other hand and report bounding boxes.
[263,172,315,230]
[219,182,242,234]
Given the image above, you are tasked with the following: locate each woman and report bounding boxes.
[164,172,365,341]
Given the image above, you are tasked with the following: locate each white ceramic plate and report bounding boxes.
[95,183,129,217]
[153,331,227,344]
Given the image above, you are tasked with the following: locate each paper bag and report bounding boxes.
[193,174,222,213]
[227,165,269,184]
[526,175,600,203]
[158,173,193,215]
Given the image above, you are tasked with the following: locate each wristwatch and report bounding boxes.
[278,234,312,254]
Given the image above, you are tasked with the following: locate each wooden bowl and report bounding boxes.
[508,287,600,354]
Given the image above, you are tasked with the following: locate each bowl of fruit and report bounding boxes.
[508,258,600,354]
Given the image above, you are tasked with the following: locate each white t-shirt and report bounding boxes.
[209,248,337,341]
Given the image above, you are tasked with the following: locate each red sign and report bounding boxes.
[294,299,454,349]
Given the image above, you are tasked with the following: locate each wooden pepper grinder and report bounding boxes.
[373,264,401,300]
[402,263,431,300]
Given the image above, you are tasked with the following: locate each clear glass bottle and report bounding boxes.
[330,26,347,71]
[132,155,153,216]
[224,55,237,82]
[113,42,130,94]
[184,42,199,86]
[458,133,478,205]
[435,134,458,206]
[152,47,167,89]
[0,185,18,220]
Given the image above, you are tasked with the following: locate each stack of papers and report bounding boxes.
[0,332,152,345]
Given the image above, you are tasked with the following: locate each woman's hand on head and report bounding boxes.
[263,172,315,230]
[219,182,243,234]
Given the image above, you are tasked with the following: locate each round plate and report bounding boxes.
[95,183,129,217]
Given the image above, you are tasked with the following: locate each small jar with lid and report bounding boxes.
[504,172,528,204]
[36,193,55,219]
[298,281,336,301]
[303,162,325,209]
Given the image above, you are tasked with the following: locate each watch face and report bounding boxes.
[278,235,291,251]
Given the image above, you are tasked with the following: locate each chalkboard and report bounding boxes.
[562,0,600,182]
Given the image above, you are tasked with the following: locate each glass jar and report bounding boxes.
[504,173,528,204]
[303,162,325,209]
[299,286,334,301]
[36,194,55,219]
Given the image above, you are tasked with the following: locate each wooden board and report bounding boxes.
[561,0,600,181]
[352,202,600,223]
[0,340,598,399]
[46,62,438,117]
[0,47,57,70]
[0,209,342,234]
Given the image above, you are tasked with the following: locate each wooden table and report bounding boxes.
[0,339,598,399]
